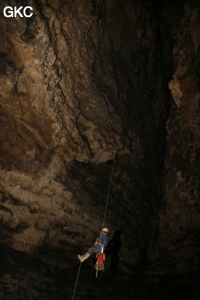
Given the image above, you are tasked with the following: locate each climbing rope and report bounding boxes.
[71,261,82,300]
[101,153,116,229]
[71,153,116,299]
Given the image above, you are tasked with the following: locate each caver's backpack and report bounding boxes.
[95,253,106,277]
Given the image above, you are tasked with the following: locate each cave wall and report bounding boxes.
[0,0,167,272]
[0,0,199,288]
[149,0,200,274]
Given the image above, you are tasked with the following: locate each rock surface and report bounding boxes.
[148,0,200,275]
[0,0,200,299]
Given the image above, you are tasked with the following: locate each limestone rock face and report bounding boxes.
[0,0,200,299]
[0,0,164,260]
[149,0,200,274]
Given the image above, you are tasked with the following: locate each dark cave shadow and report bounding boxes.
[105,230,122,276]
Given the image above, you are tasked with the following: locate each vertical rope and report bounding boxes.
[71,261,82,300]
[101,154,116,229]
[71,153,116,299]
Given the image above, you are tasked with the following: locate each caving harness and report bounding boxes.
[90,240,107,277]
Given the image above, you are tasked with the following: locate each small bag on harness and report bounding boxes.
[95,253,106,272]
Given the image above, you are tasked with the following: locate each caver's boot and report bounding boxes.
[78,252,90,263]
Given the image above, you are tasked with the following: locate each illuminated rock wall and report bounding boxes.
[0,3,200,293]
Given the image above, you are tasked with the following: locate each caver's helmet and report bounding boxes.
[102,228,109,233]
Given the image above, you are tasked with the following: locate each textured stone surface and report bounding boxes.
[148,0,200,275]
[0,0,164,262]
[0,0,200,299]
